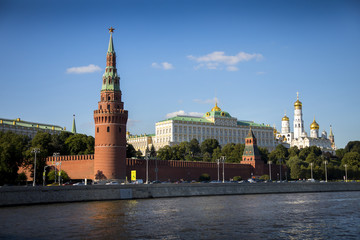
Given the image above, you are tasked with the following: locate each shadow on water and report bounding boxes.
[0,191,359,239]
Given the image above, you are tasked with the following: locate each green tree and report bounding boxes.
[65,134,94,155]
[126,144,137,158]
[341,152,360,167]
[200,139,220,157]
[288,146,299,157]
[260,174,270,181]
[203,152,212,162]
[222,143,236,162]
[150,145,156,158]
[157,145,172,160]
[258,147,269,163]
[189,138,201,156]
[287,156,307,179]
[269,144,288,163]
[212,147,222,162]
[47,170,70,182]
[335,148,345,161]
[0,131,30,185]
[344,141,360,154]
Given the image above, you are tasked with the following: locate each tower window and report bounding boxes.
[97,127,99,133]
[107,105,110,110]
[107,126,110,132]
[108,96,111,101]
[119,127,121,132]
[100,105,102,109]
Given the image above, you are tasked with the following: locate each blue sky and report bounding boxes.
[1,0,359,148]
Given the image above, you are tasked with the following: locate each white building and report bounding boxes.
[0,117,66,139]
[128,103,276,154]
[275,93,335,153]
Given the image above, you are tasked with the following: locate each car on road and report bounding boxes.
[105,181,119,185]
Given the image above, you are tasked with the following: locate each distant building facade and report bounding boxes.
[128,102,276,154]
[0,117,65,138]
[275,93,335,153]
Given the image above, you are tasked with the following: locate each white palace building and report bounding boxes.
[127,103,276,154]
[275,93,335,153]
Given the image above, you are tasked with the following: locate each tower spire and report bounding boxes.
[71,114,76,134]
[102,28,120,92]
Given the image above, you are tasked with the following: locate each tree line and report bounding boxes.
[0,131,94,185]
[133,139,360,181]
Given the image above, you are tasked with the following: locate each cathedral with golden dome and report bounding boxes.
[275,93,336,153]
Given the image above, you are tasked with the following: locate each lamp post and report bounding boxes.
[216,159,220,182]
[344,164,348,182]
[43,165,49,186]
[53,152,59,183]
[324,160,328,182]
[268,161,272,181]
[221,156,225,183]
[145,152,150,184]
[31,148,40,186]
[310,162,313,180]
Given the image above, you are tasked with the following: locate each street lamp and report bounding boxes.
[344,164,348,182]
[216,159,220,182]
[53,152,60,183]
[43,165,49,186]
[268,161,272,181]
[221,156,225,183]
[310,162,313,180]
[31,148,40,186]
[324,160,328,182]
[145,152,150,184]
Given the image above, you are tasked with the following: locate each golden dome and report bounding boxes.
[310,118,319,130]
[282,114,289,121]
[294,92,302,109]
[211,102,222,112]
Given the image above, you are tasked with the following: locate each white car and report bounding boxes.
[105,181,119,185]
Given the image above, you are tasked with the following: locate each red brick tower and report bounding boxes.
[242,128,264,176]
[93,28,128,181]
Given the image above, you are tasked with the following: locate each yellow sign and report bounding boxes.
[131,170,136,181]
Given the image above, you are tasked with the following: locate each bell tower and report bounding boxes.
[93,28,128,181]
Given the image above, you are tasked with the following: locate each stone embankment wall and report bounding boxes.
[1,182,360,207]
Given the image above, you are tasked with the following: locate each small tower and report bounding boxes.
[93,28,128,181]
[281,113,290,134]
[293,92,305,139]
[242,128,263,176]
[329,125,335,149]
[71,114,77,134]
[310,117,319,138]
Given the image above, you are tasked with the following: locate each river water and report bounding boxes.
[0,191,359,240]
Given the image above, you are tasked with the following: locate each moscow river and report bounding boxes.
[0,191,359,240]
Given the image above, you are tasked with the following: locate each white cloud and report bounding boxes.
[226,66,238,71]
[193,97,218,104]
[152,62,174,70]
[166,110,203,118]
[127,118,140,128]
[66,64,101,74]
[188,51,263,70]
[256,71,266,75]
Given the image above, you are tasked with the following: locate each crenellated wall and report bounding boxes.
[20,155,285,182]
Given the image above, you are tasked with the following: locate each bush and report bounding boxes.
[199,173,211,182]
[47,170,69,182]
[233,176,242,181]
[16,172,27,185]
[260,174,270,181]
